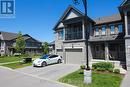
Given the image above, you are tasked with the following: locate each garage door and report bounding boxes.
[65,49,83,64]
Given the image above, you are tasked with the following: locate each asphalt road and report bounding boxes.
[0,64,79,87]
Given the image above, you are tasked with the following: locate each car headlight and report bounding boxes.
[38,61,42,63]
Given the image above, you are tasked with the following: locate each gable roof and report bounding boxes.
[94,14,122,25]
[22,34,41,43]
[0,31,41,43]
[49,41,55,46]
[120,0,129,6]
[53,5,84,30]
[0,31,18,40]
[53,5,94,30]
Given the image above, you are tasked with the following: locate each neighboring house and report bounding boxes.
[0,31,42,56]
[53,0,130,70]
[49,41,55,54]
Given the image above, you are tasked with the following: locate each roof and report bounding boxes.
[89,34,124,42]
[120,0,129,6]
[94,14,122,25]
[0,31,18,40]
[53,5,94,30]
[0,31,41,43]
[49,41,55,46]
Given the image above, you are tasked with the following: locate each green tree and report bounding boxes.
[42,42,49,54]
[14,31,25,54]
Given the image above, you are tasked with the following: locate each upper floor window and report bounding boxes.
[65,26,82,40]
[110,25,115,34]
[101,25,106,35]
[95,27,99,36]
[58,29,64,40]
[118,24,123,33]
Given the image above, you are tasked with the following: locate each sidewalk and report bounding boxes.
[120,69,130,87]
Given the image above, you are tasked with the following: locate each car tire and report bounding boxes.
[33,64,35,67]
[42,61,47,67]
[58,59,62,64]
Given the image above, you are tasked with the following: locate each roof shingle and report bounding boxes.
[94,14,122,25]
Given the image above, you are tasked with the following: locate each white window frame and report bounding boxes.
[101,25,106,35]
[95,27,99,36]
[110,24,115,34]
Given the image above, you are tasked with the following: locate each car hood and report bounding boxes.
[33,59,46,63]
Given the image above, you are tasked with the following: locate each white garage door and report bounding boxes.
[65,49,83,64]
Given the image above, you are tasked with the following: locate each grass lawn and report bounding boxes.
[2,62,32,69]
[0,56,21,63]
[0,56,41,63]
[59,70,124,87]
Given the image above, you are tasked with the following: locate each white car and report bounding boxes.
[33,54,62,67]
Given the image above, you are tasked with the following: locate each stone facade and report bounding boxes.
[53,1,130,70]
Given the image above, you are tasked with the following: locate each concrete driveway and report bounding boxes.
[15,64,79,81]
[0,64,79,87]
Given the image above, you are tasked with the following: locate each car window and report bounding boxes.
[49,55,58,58]
[40,54,49,59]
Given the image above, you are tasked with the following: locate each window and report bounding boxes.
[101,25,106,35]
[118,24,123,33]
[65,25,82,40]
[110,25,115,34]
[95,27,99,36]
[49,55,58,58]
[58,29,64,40]
[95,45,99,51]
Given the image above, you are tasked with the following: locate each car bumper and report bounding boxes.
[33,63,42,67]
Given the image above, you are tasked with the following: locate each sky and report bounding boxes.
[0,0,124,43]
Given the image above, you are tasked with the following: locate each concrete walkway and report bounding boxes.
[0,66,76,87]
[121,69,130,87]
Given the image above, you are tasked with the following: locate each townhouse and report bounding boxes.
[0,31,42,56]
[53,0,130,70]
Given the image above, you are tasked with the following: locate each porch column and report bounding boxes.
[105,42,109,60]
[82,20,85,40]
[124,11,128,36]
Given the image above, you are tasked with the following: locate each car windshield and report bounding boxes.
[40,55,49,59]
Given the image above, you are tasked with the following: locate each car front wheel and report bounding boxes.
[42,61,47,67]
[57,59,62,64]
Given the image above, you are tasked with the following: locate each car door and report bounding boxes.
[48,55,55,64]
[53,55,59,63]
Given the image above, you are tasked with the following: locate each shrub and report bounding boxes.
[108,68,113,72]
[92,62,114,71]
[80,65,86,69]
[96,68,106,71]
[114,69,120,74]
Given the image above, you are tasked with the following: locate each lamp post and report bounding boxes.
[73,0,89,69]
[73,0,92,84]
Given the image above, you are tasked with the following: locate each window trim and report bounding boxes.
[118,24,123,33]
[101,25,106,35]
[110,24,115,35]
[95,26,99,36]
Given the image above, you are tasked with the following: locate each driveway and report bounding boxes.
[0,64,79,87]
[15,64,80,81]
[121,69,130,87]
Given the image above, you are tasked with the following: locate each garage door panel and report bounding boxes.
[65,49,83,64]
